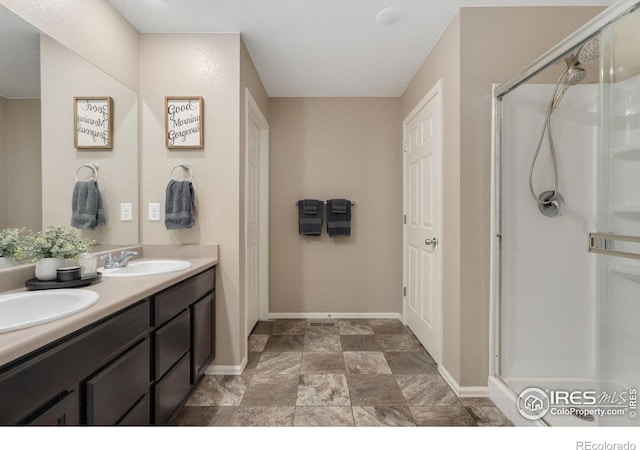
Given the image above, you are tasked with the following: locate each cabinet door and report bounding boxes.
[191,292,215,384]
[85,338,151,425]
[26,391,78,426]
[155,352,191,425]
[155,309,190,379]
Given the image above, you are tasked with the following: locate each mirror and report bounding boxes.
[0,5,139,266]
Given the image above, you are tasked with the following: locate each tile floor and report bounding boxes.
[172,318,513,427]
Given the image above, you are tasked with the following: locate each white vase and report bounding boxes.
[35,258,66,281]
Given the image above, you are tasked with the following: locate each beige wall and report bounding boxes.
[6,98,41,230]
[0,96,6,228]
[40,36,138,245]
[401,6,603,388]
[139,33,243,366]
[269,97,402,314]
[0,0,139,91]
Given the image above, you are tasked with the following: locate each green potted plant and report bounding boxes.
[0,228,25,267]
[18,226,94,281]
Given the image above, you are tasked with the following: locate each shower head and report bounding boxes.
[578,35,600,65]
[563,53,587,85]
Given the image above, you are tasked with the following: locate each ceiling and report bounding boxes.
[109,0,615,97]
[0,1,617,98]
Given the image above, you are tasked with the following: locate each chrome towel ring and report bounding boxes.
[170,162,193,182]
[75,163,99,182]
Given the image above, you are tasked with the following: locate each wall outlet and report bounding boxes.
[120,203,133,221]
[149,203,161,221]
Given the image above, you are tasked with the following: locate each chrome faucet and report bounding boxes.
[101,251,138,269]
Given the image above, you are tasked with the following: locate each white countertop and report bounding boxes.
[0,257,218,368]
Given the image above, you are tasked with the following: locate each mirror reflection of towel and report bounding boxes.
[71,181,106,230]
[165,180,195,229]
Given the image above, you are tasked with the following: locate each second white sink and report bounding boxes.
[0,289,99,333]
[100,259,191,277]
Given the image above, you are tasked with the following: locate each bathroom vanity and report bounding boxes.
[0,260,216,425]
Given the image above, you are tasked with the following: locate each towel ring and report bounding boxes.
[75,163,99,182]
[170,162,193,182]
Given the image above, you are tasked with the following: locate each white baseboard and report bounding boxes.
[267,312,403,320]
[439,365,490,398]
[204,355,247,376]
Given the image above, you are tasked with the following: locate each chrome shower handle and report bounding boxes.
[425,237,438,246]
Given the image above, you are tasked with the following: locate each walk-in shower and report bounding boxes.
[491,0,640,427]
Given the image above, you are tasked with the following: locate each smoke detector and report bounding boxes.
[377,7,404,26]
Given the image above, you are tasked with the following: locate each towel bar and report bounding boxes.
[295,200,355,205]
[75,163,98,182]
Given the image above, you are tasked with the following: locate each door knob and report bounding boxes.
[425,237,438,246]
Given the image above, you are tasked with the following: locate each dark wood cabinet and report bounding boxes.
[0,266,216,426]
[191,292,215,384]
[26,391,79,426]
[85,338,151,425]
[152,268,216,424]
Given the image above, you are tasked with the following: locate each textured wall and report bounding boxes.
[139,33,242,366]
[269,97,402,315]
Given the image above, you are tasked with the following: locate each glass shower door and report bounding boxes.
[595,8,640,426]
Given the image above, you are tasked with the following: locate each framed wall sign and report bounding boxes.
[165,96,204,149]
[74,97,113,149]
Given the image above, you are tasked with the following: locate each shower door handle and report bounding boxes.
[425,237,438,246]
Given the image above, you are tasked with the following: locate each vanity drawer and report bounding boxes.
[154,268,215,326]
[155,309,190,379]
[26,390,79,426]
[118,391,151,426]
[85,338,151,425]
[155,352,191,425]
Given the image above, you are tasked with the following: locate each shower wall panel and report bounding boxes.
[500,83,599,380]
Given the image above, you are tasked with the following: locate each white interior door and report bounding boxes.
[245,89,269,336]
[403,80,443,364]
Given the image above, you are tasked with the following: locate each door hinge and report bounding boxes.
[403,214,407,224]
[403,287,407,297]
[403,142,408,152]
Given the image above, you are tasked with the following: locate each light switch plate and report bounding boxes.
[149,203,161,221]
[120,203,132,221]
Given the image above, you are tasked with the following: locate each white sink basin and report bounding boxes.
[0,289,99,334]
[100,259,191,277]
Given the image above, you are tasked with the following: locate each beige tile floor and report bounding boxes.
[172,318,513,427]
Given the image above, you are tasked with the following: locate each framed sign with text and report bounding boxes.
[74,97,113,149]
[165,96,204,149]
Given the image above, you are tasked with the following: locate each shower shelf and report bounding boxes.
[609,261,640,284]
[611,144,640,161]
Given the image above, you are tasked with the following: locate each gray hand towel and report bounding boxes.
[298,199,323,235]
[71,180,106,230]
[326,199,351,237]
[165,180,195,229]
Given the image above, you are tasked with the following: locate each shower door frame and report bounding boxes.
[489,0,640,426]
